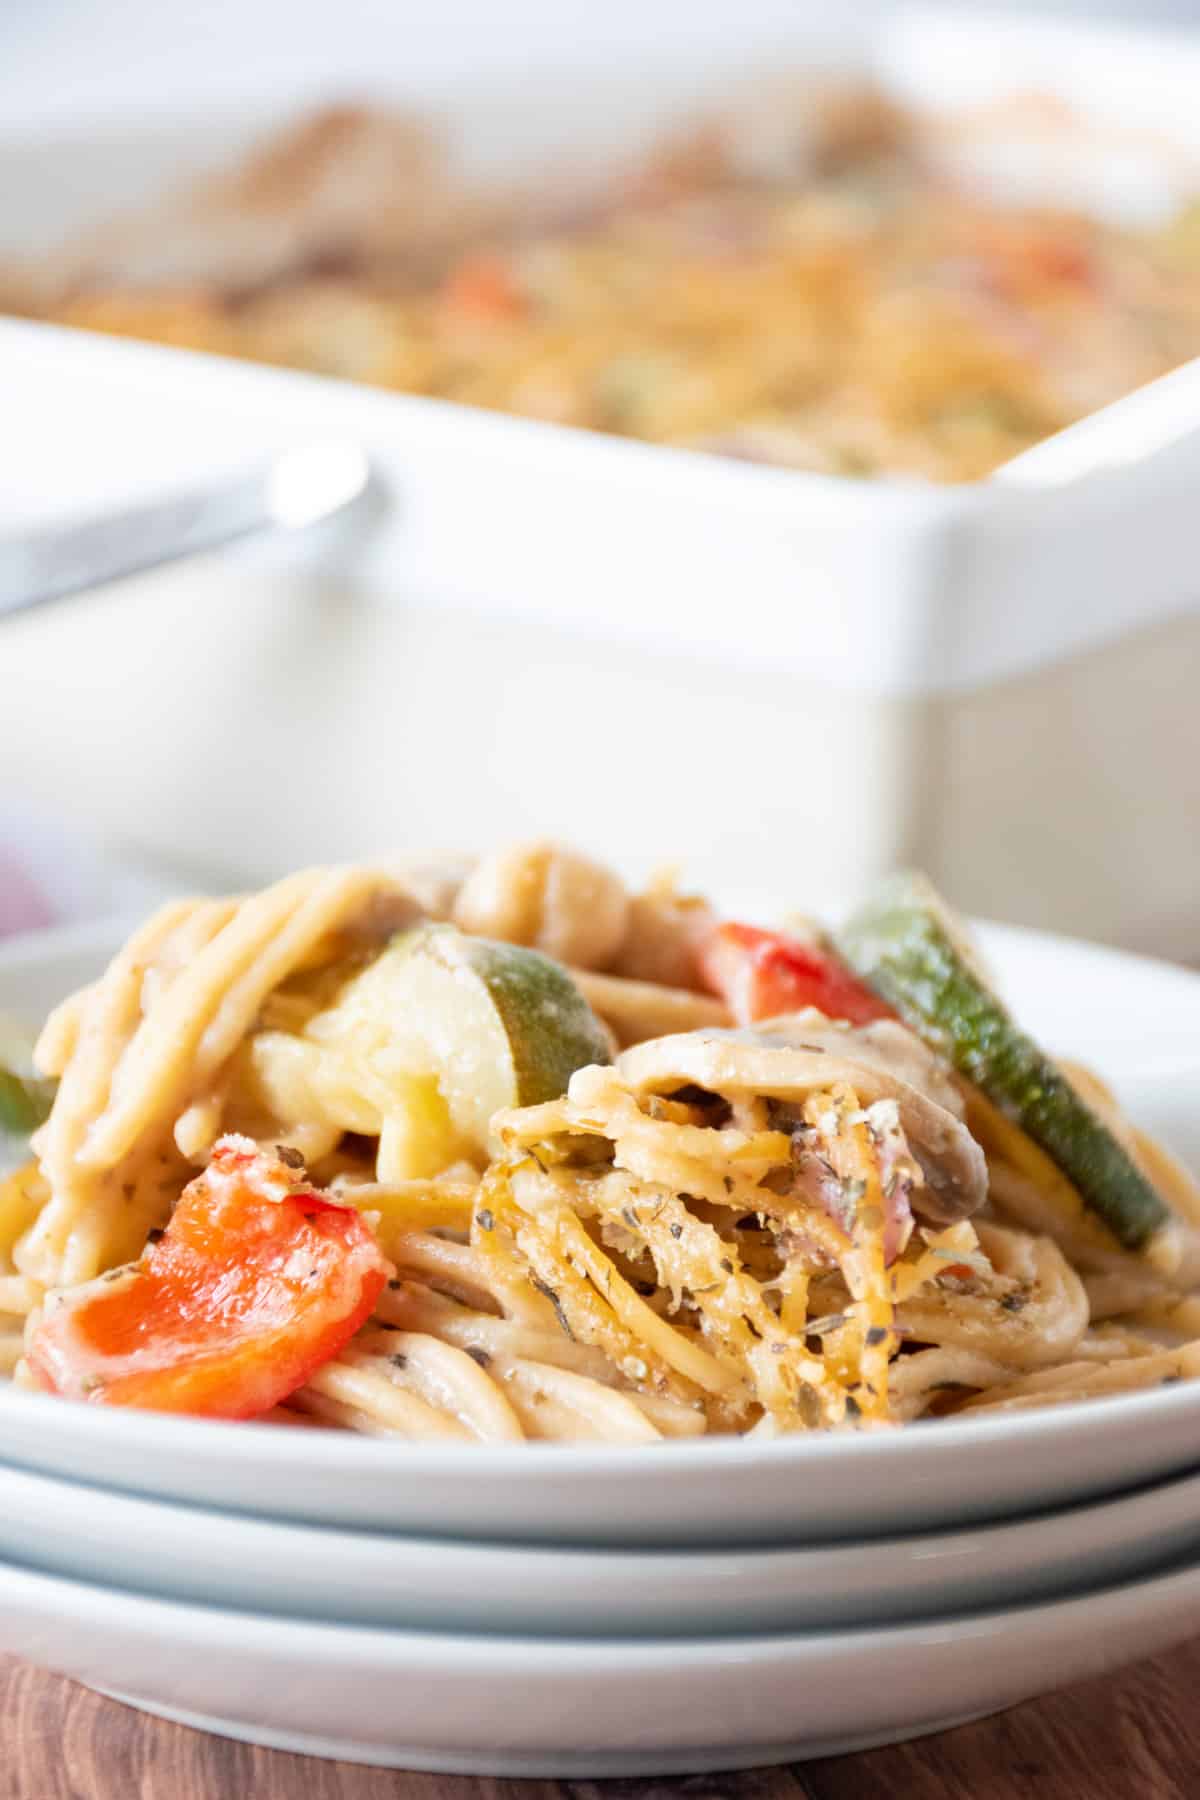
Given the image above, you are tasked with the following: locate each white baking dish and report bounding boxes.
[1,4,1198,954]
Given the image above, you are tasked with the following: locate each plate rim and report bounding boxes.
[5,1524,1200,1662]
[4,1439,1200,1563]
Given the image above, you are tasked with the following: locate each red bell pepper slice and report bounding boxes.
[701,922,892,1027]
[28,1137,391,1417]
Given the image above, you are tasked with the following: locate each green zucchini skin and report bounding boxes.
[838,872,1168,1252]
[407,924,615,1104]
[0,1067,55,1137]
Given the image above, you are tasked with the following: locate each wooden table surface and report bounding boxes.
[3,1637,1199,1800]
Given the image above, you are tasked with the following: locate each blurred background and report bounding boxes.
[1,0,1197,956]
[1,0,1198,121]
[0,0,1198,118]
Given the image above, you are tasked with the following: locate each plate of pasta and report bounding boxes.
[1,842,1198,1544]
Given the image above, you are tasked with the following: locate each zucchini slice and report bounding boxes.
[0,1015,55,1141]
[293,923,613,1178]
[838,872,1169,1252]
[0,1066,55,1137]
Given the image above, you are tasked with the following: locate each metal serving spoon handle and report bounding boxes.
[0,441,372,619]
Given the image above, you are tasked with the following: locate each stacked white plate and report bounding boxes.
[0,920,1198,1776]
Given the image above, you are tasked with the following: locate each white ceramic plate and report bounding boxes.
[0,918,1198,1545]
[8,1378,1200,1544]
[3,1454,1200,1637]
[4,1542,1200,1775]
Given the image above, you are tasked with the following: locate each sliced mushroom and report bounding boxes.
[759,1013,967,1122]
[614,1016,987,1225]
